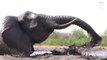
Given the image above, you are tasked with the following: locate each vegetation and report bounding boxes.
[100,29,107,46]
[41,29,107,46]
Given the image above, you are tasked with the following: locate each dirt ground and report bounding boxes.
[0,45,106,60]
[0,55,88,60]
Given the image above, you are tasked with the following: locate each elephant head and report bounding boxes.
[18,11,77,29]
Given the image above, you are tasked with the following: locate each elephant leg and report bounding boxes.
[72,18,102,46]
[1,16,34,56]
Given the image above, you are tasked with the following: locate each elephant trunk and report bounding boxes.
[55,18,77,29]
[72,18,102,43]
[50,18,77,29]
[46,16,77,29]
[47,16,102,43]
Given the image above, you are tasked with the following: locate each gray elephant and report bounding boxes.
[0,11,102,57]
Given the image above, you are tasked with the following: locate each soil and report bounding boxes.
[0,55,88,60]
[0,45,106,60]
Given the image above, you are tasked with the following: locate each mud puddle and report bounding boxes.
[81,48,107,60]
[33,45,107,60]
[0,45,107,60]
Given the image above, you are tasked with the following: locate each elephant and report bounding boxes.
[0,11,102,57]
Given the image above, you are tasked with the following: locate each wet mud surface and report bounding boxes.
[81,48,107,60]
[0,45,107,60]
[0,55,88,60]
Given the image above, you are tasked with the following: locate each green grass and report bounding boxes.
[101,38,107,46]
[41,29,107,46]
[68,38,89,46]
[42,36,69,45]
[42,36,107,46]
[42,34,90,46]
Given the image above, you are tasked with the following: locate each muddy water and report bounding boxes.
[81,48,107,59]
[0,45,107,60]
[32,46,107,60]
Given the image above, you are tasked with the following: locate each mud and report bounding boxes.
[33,45,107,60]
[0,55,88,60]
[81,48,107,60]
[0,45,107,60]
[68,45,107,60]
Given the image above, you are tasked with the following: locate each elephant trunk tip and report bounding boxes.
[93,35,102,43]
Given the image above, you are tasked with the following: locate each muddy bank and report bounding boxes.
[81,48,107,59]
[34,45,107,60]
[0,45,107,60]
[0,55,87,60]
